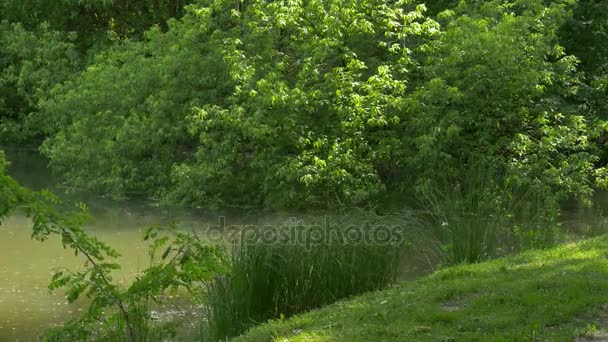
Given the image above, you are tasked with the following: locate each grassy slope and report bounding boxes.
[235,235,608,341]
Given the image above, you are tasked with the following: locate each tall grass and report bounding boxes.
[419,163,557,265]
[200,211,419,341]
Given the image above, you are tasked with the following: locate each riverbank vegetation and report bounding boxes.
[1,0,608,340]
[236,235,608,341]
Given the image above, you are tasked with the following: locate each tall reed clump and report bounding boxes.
[419,163,553,265]
[200,210,420,341]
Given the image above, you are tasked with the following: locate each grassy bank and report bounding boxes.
[235,235,608,341]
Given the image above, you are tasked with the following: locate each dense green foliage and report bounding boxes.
[0,22,82,143]
[0,0,191,144]
[3,0,603,211]
[37,0,436,206]
[0,0,192,41]
[560,0,608,161]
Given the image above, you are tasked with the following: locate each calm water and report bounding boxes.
[0,148,265,341]
[0,214,152,341]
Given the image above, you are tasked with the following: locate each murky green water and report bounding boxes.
[0,148,255,341]
[0,214,152,341]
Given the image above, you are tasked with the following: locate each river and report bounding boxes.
[0,148,268,341]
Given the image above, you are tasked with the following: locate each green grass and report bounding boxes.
[235,234,608,341]
[419,163,556,265]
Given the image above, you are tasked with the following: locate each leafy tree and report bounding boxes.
[40,220,226,341]
[560,0,608,165]
[0,0,195,146]
[0,22,82,144]
[40,17,234,196]
[560,0,608,76]
[41,0,439,208]
[0,0,110,48]
[33,0,608,211]
[405,0,606,205]
[0,0,193,43]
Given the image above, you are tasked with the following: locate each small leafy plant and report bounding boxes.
[21,192,227,341]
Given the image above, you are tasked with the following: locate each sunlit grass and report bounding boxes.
[235,235,608,341]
